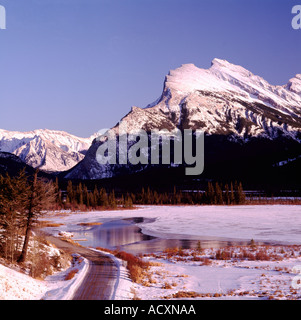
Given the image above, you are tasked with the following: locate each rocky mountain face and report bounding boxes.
[0,129,95,172]
[63,58,301,188]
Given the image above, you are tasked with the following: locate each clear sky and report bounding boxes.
[0,0,300,137]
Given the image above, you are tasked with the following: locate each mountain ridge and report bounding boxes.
[0,128,96,172]
[63,58,301,181]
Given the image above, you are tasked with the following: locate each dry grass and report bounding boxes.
[215,249,232,260]
[59,237,82,246]
[172,291,202,298]
[162,282,173,289]
[163,247,190,258]
[78,222,102,226]
[37,221,64,228]
[214,245,287,262]
[114,251,151,284]
[64,268,79,280]
[199,257,212,265]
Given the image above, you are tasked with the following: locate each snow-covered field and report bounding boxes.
[133,245,301,300]
[1,205,301,300]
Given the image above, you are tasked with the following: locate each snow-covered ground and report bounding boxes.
[1,205,301,300]
[0,253,88,300]
[0,248,132,300]
[133,246,301,300]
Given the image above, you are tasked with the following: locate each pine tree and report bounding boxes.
[153,191,159,205]
[224,184,230,205]
[120,194,125,207]
[205,182,215,204]
[146,187,152,204]
[88,191,95,208]
[76,183,83,206]
[237,182,246,204]
[93,186,99,208]
[83,185,89,206]
[67,180,74,204]
[215,182,223,204]
[194,190,202,204]
[98,188,109,207]
[54,177,62,207]
[0,170,29,261]
[230,182,235,204]
[18,170,56,263]
[108,190,116,208]
[126,194,133,208]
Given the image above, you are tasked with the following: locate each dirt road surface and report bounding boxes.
[45,235,119,300]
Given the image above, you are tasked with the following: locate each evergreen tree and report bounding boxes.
[67,180,74,204]
[146,187,152,204]
[205,182,215,204]
[93,186,99,207]
[83,185,89,206]
[140,187,145,204]
[108,190,116,208]
[98,188,109,207]
[237,182,246,204]
[215,182,223,204]
[18,170,56,263]
[76,183,83,205]
[0,170,28,261]
[88,191,95,208]
[54,177,62,207]
[153,191,160,205]
[230,182,235,204]
[224,184,230,205]
[126,195,133,208]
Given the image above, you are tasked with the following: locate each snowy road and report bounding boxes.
[45,235,118,300]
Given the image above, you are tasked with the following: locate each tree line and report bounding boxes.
[57,180,246,210]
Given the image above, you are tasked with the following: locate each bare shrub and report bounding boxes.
[172,291,201,298]
[64,268,79,280]
[255,250,270,261]
[215,249,232,260]
[162,282,173,289]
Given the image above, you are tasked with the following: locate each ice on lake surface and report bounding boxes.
[46,205,301,254]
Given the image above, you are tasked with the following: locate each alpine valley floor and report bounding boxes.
[1,205,301,300]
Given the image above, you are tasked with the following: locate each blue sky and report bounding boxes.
[0,0,300,137]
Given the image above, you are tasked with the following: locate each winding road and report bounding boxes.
[45,235,119,300]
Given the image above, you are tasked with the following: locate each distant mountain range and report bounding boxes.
[1,59,301,191]
[0,129,96,172]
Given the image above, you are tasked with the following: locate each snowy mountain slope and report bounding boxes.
[64,58,301,180]
[0,129,95,172]
[131,58,301,137]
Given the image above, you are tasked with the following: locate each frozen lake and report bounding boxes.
[43,205,301,253]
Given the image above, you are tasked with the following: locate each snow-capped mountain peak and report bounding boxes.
[64,58,301,180]
[0,129,95,172]
[285,74,301,96]
[164,59,301,110]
